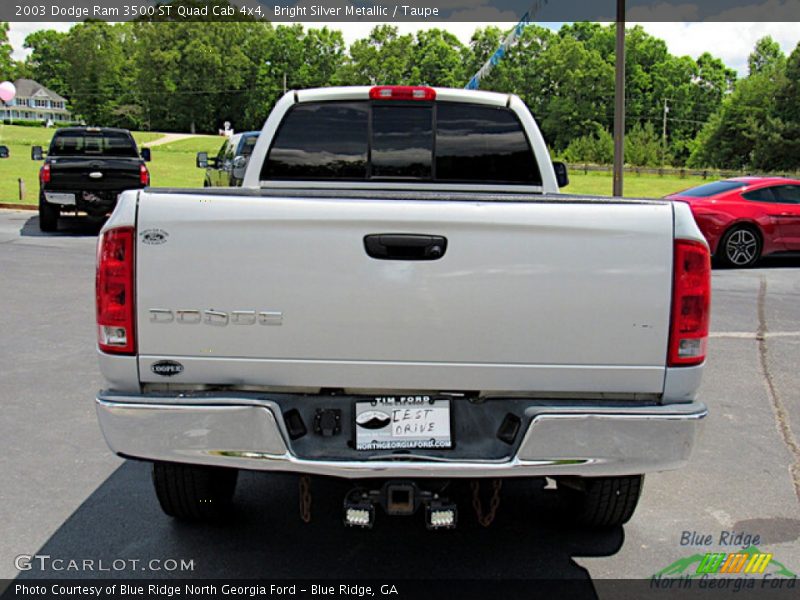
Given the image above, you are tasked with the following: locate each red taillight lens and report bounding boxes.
[40,163,51,184]
[669,239,711,366]
[139,164,150,186]
[369,86,436,101]
[96,227,136,354]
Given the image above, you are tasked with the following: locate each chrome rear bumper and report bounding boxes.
[96,393,706,479]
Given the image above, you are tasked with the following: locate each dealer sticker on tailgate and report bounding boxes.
[355,396,452,451]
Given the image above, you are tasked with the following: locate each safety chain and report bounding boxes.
[299,475,312,523]
[470,479,503,527]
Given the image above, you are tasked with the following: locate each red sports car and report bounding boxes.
[667,177,800,267]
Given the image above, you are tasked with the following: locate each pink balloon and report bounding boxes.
[0,81,16,103]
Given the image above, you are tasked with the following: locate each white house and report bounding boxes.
[2,79,73,123]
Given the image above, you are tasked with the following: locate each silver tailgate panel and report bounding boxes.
[136,194,673,394]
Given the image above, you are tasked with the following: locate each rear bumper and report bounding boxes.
[43,189,140,214]
[95,392,707,479]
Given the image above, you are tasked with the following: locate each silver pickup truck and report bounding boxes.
[95,86,710,530]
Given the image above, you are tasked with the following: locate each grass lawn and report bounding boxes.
[0,125,170,204]
[146,141,221,189]
[0,125,216,204]
[153,135,224,154]
[0,123,709,204]
[564,169,705,199]
[144,134,224,189]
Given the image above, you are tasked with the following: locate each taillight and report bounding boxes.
[369,86,436,101]
[40,163,51,184]
[96,227,136,354]
[139,164,150,186]
[668,239,711,366]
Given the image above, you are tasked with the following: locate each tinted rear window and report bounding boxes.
[265,103,368,179]
[49,131,138,157]
[372,105,432,179]
[436,103,539,183]
[262,101,540,185]
[679,181,747,198]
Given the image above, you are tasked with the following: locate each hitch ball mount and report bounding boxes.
[343,481,457,530]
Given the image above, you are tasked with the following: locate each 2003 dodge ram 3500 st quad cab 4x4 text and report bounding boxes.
[94,86,710,530]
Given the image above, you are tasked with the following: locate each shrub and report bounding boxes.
[562,127,614,164]
[625,122,667,167]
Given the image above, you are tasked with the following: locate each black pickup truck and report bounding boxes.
[32,127,151,232]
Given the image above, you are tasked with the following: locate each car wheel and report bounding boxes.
[556,475,644,528]
[152,462,238,521]
[38,195,59,232]
[719,226,762,268]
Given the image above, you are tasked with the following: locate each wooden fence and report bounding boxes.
[567,164,800,180]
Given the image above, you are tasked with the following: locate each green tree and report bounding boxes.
[562,127,614,164]
[337,25,418,85]
[689,38,786,169]
[243,25,346,128]
[134,20,269,132]
[748,36,785,76]
[556,24,735,165]
[529,33,614,150]
[413,29,467,87]
[300,27,346,88]
[625,122,664,166]
[0,22,14,80]
[60,21,133,126]
[464,26,504,82]
[8,16,746,158]
[22,29,70,96]
[621,26,671,129]
[754,41,800,170]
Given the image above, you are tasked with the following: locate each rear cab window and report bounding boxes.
[265,102,368,179]
[49,130,138,157]
[261,101,541,185]
[371,105,432,179]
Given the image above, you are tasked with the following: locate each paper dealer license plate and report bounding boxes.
[355,397,452,451]
[45,192,75,205]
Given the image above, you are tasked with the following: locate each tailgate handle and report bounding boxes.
[364,234,447,261]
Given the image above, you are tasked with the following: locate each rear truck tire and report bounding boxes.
[557,475,644,528]
[718,225,762,268]
[152,462,238,521]
[38,194,59,232]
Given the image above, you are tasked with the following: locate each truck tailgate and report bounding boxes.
[50,157,142,191]
[135,192,674,394]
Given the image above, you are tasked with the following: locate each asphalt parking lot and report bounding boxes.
[0,208,798,586]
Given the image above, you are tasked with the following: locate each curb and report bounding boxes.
[0,203,36,211]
